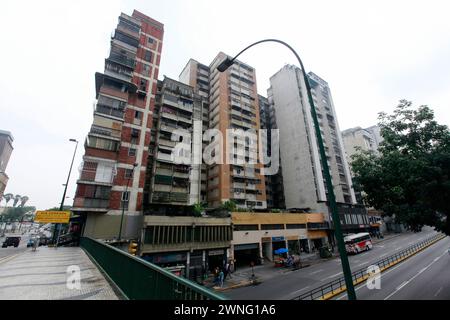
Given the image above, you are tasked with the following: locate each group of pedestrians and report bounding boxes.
[213,260,234,287]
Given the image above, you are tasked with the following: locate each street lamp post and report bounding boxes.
[52,139,78,246]
[217,39,356,300]
[118,163,138,241]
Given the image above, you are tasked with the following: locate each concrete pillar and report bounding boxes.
[186,251,190,278]
[259,241,264,264]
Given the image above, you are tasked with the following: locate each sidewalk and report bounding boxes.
[0,246,119,300]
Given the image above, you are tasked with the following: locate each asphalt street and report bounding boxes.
[0,233,30,260]
[226,227,440,300]
[335,235,450,300]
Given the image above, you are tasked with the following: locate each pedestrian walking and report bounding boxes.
[226,261,233,279]
[218,269,224,287]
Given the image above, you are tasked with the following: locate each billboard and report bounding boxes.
[34,211,71,224]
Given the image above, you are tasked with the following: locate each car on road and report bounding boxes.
[2,236,21,248]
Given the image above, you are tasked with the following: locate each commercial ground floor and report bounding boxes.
[140,247,229,282]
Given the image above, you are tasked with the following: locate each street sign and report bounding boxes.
[34,211,71,224]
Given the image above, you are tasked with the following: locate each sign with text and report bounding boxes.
[34,211,71,224]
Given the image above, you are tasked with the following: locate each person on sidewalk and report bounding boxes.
[218,269,224,287]
[226,261,233,279]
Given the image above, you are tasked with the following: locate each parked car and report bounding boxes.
[2,236,21,248]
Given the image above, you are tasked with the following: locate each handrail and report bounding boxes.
[293,233,445,300]
[80,236,227,300]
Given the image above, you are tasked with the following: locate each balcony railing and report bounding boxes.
[108,52,136,68]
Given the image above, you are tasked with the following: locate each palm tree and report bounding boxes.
[19,196,29,207]
[13,194,21,207]
[3,193,13,207]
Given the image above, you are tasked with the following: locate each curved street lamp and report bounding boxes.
[52,138,79,245]
[217,39,356,300]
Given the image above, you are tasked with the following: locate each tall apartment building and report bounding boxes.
[0,130,14,200]
[140,77,232,280]
[179,59,210,204]
[72,11,164,240]
[342,126,380,164]
[268,65,370,235]
[258,95,285,209]
[180,53,267,210]
[143,76,203,213]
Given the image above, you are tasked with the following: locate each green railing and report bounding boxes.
[80,237,227,300]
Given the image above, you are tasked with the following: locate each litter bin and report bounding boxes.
[319,246,332,258]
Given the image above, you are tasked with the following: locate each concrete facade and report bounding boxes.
[0,130,13,200]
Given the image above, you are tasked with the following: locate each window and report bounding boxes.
[128,148,136,156]
[121,191,130,210]
[135,110,142,119]
[144,50,152,62]
[148,37,154,44]
[139,79,148,91]
[234,224,259,231]
[125,169,133,179]
[142,63,151,77]
[260,224,284,230]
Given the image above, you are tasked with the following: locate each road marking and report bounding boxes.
[290,286,310,295]
[434,287,443,297]
[379,253,389,258]
[325,272,343,280]
[383,251,447,300]
[394,247,401,251]
[356,262,366,267]
[309,269,324,275]
[336,242,442,300]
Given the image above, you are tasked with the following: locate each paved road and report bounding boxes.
[335,235,450,300]
[226,227,439,300]
[0,233,30,260]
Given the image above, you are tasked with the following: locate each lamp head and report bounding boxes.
[69,139,77,143]
[217,57,234,72]
[133,163,138,167]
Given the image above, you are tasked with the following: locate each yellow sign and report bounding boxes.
[34,211,71,223]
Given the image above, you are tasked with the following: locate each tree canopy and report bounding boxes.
[351,100,450,235]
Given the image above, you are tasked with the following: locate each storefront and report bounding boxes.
[233,243,260,267]
[142,251,188,277]
[206,248,227,273]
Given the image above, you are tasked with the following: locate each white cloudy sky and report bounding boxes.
[1,0,449,210]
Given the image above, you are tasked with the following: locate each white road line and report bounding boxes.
[290,286,310,295]
[356,262,367,267]
[325,272,343,279]
[383,251,447,300]
[434,287,443,297]
[309,269,324,275]
[394,247,402,251]
[379,253,389,258]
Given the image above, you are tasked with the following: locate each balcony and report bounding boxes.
[104,61,133,83]
[94,104,125,120]
[107,52,136,69]
[90,125,121,140]
[73,197,109,211]
[156,152,173,163]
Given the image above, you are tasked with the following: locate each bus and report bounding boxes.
[344,232,373,254]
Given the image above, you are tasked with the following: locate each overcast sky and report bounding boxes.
[1,0,449,210]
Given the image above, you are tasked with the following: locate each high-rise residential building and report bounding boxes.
[179,59,210,204]
[72,11,164,240]
[268,65,370,235]
[180,53,267,210]
[258,94,285,209]
[0,130,14,200]
[140,76,232,280]
[342,126,380,164]
[143,76,203,213]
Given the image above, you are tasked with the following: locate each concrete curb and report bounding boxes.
[214,279,261,292]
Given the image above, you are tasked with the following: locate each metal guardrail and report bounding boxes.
[80,237,227,300]
[293,233,445,300]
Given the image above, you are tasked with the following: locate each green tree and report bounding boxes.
[1,206,36,221]
[220,200,237,212]
[192,202,206,217]
[351,100,450,235]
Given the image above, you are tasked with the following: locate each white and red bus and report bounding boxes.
[344,232,373,254]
